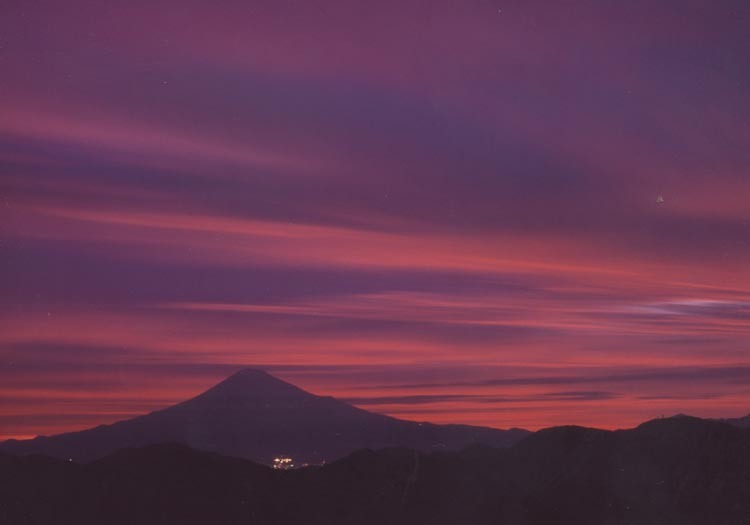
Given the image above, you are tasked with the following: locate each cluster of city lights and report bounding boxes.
[272,456,295,470]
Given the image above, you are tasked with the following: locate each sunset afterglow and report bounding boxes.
[2,0,749,440]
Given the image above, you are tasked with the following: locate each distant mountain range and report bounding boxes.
[2,415,749,524]
[718,413,750,428]
[0,369,529,464]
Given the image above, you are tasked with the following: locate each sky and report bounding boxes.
[1,0,750,440]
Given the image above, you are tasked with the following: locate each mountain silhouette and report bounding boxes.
[1,415,748,524]
[0,369,528,464]
[718,413,750,429]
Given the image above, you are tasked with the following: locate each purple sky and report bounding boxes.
[1,0,750,439]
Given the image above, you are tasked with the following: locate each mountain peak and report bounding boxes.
[227,368,276,381]
[217,367,289,386]
[186,368,313,405]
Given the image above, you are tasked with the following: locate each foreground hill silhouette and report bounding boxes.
[1,415,748,524]
[0,369,528,464]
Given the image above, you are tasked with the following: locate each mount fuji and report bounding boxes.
[0,369,529,464]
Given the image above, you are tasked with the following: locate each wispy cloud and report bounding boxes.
[2,0,750,437]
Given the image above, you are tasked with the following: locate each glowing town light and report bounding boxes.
[272,456,295,470]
